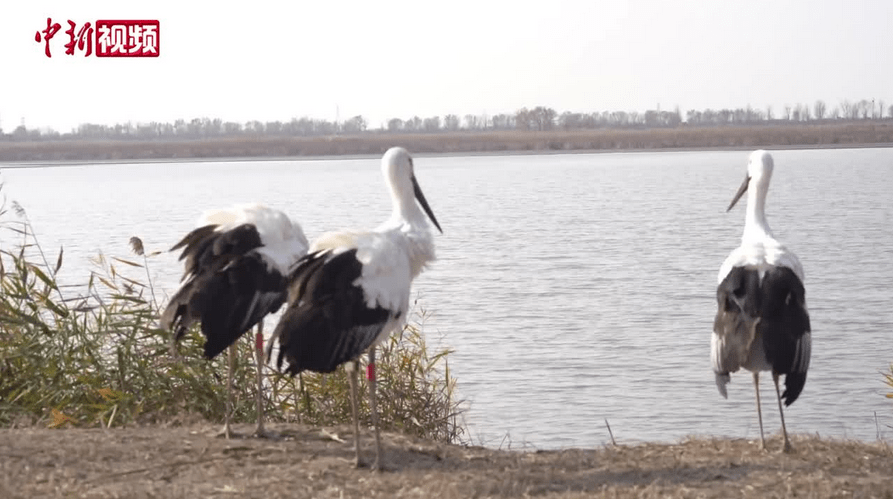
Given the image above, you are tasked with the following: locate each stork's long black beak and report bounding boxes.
[727,175,750,212]
[411,175,442,234]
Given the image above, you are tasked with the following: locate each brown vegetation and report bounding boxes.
[2,123,893,162]
[3,423,892,498]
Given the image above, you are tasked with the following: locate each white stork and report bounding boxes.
[161,204,308,439]
[266,146,442,470]
[712,150,811,453]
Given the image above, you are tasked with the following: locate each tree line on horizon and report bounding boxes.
[2,98,890,142]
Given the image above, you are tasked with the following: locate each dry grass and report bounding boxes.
[2,424,891,498]
[2,122,893,161]
[885,365,893,400]
[265,305,464,444]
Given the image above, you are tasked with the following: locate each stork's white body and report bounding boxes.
[716,214,804,286]
[309,216,437,343]
[197,203,309,275]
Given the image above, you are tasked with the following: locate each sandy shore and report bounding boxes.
[2,423,891,498]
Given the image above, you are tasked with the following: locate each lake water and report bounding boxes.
[2,148,892,449]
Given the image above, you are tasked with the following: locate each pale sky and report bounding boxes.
[1,0,891,133]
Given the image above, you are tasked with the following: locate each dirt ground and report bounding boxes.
[2,422,892,498]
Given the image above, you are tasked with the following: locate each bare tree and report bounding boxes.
[606,111,624,126]
[514,108,531,130]
[387,118,403,132]
[858,99,871,119]
[532,107,557,131]
[265,121,282,135]
[559,112,583,130]
[491,113,514,130]
[673,106,683,126]
[644,110,659,127]
[718,109,732,124]
[244,120,264,134]
[342,115,367,134]
[839,100,853,120]
[223,122,241,135]
[814,100,826,121]
[443,114,460,131]
[404,116,422,132]
[744,105,763,123]
[422,116,440,132]
[13,125,29,139]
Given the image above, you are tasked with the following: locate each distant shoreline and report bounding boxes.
[2,122,893,164]
[3,142,893,170]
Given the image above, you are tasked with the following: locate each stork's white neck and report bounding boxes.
[742,176,773,242]
[375,199,436,280]
[383,176,428,233]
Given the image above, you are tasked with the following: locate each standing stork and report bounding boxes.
[266,146,442,470]
[712,150,811,453]
[161,203,308,439]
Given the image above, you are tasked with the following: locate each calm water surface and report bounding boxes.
[3,148,892,449]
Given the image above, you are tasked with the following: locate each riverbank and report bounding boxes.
[2,423,890,498]
[2,122,893,162]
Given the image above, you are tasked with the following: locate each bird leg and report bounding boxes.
[368,348,383,471]
[293,374,301,423]
[772,373,794,453]
[347,359,362,468]
[752,371,766,451]
[217,344,236,439]
[168,332,182,361]
[300,372,312,420]
[253,320,275,439]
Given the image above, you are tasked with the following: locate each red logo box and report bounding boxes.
[95,20,160,57]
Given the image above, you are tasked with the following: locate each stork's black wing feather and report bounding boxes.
[172,224,263,281]
[713,266,762,376]
[760,266,811,406]
[270,249,391,375]
[161,223,288,359]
